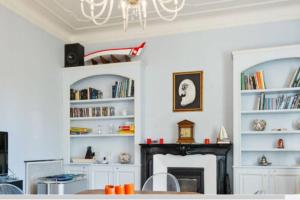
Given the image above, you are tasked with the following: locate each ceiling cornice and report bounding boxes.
[1,0,300,44]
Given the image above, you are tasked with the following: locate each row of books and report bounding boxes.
[70,106,115,118]
[241,71,266,90]
[70,88,103,100]
[256,93,300,110]
[112,79,134,98]
[289,67,300,88]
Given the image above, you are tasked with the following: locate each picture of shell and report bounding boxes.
[252,119,267,131]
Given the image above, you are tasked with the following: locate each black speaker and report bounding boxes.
[65,43,84,67]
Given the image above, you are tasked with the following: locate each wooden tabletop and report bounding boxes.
[78,189,197,195]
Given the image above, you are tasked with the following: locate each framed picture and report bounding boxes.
[173,71,203,112]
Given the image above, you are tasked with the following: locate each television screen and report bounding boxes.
[0,132,8,176]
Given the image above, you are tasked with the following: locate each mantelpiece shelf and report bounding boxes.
[70,97,134,104]
[242,149,300,152]
[241,109,300,114]
[70,133,134,138]
[241,131,300,135]
[70,115,135,121]
[241,87,300,95]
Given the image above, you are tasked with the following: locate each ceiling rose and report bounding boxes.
[80,0,185,31]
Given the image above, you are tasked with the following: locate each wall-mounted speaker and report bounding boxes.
[64,43,84,67]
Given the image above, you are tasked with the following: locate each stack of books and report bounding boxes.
[112,79,134,98]
[70,88,103,100]
[70,106,115,118]
[289,67,300,87]
[241,71,266,90]
[118,124,135,134]
[256,93,300,110]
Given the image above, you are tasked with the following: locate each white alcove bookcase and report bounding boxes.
[62,61,143,166]
[233,44,300,194]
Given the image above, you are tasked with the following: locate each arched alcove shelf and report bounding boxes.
[61,61,143,188]
[233,45,300,194]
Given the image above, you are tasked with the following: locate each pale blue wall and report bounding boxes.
[0,5,64,180]
[85,19,300,187]
[85,20,300,143]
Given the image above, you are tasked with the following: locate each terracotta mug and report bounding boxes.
[104,185,115,195]
[124,183,135,194]
[115,185,125,194]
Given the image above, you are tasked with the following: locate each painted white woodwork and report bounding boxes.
[65,164,140,190]
[153,154,217,194]
[233,44,300,194]
[234,167,300,194]
[62,61,143,189]
[62,61,143,165]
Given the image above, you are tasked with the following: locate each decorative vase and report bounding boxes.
[252,119,267,131]
[119,153,131,164]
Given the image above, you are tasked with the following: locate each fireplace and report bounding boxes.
[168,167,204,193]
[140,143,232,194]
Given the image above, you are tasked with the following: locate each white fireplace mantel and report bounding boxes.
[153,154,217,194]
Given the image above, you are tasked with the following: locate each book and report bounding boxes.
[241,71,266,90]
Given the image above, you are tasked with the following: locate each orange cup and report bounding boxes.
[104,185,115,195]
[115,185,125,194]
[124,183,135,194]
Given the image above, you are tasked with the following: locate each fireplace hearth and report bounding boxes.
[140,143,232,194]
[168,167,204,193]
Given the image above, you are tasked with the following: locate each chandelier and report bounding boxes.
[80,0,185,31]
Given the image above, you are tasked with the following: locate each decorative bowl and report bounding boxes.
[119,153,131,164]
[252,119,267,131]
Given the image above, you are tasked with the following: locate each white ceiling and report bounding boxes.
[1,0,300,43]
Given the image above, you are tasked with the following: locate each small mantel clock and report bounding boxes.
[177,120,195,144]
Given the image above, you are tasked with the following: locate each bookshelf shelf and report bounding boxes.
[242,149,300,152]
[62,62,143,190]
[241,131,300,135]
[70,97,135,104]
[233,44,300,194]
[241,109,300,114]
[241,87,300,95]
[70,133,134,138]
[70,115,135,121]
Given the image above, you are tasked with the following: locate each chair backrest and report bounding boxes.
[0,183,23,194]
[142,172,180,192]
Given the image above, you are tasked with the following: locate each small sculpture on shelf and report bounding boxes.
[85,146,95,159]
[252,119,266,131]
[294,119,300,130]
[276,138,284,149]
[217,126,230,144]
[259,155,271,166]
[119,153,131,164]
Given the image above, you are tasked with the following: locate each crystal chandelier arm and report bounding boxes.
[92,0,109,19]
[91,0,114,25]
[156,0,185,13]
[152,0,178,21]
[80,0,94,19]
[90,0,106,7]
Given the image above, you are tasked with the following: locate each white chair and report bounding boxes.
[0,183,23,194]
[142,172,180,192]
